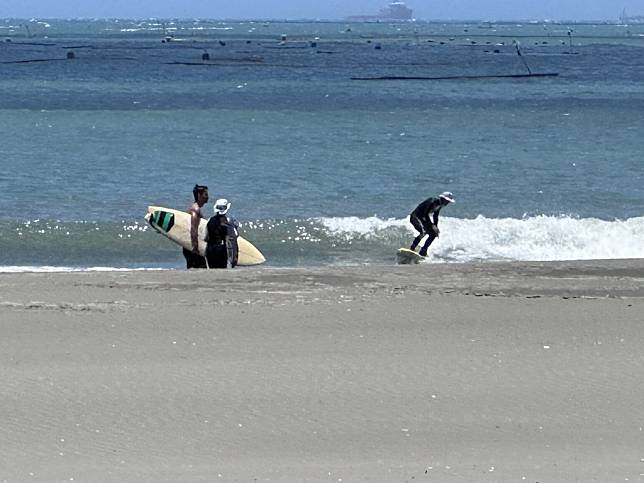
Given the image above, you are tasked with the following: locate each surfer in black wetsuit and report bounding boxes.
[183,184,209,269]
[409,191,455,257]
[205,198,239,269]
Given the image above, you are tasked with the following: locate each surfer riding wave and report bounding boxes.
[409,192,455,257]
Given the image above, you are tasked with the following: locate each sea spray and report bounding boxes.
[429,215,644,262]
[248,215,644,265]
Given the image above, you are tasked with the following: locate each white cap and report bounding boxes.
[214,198,231,215]
[439,191,455,203]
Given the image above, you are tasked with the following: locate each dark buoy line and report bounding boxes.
[353,37,559,81]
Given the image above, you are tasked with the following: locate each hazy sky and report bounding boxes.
[2,0,642,21]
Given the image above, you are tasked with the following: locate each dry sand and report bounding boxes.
[1,260,644,482]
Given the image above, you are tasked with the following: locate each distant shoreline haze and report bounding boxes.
[1,0,643,23]
[1,16,642,23]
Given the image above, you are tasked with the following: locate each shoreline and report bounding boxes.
[2,258,644,305]
[2,258,644,482]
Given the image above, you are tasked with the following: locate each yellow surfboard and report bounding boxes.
[145,206,266,266]
[396,248,426,265]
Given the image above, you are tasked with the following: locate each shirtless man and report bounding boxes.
[183,184,209,269]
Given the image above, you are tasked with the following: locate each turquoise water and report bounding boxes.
[1,19,643,269]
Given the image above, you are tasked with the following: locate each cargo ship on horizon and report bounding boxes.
[346,2,414,21]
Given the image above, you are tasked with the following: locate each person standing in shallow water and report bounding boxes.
[409,191,455,257]
[183,184,209,269]
[205,198,239,269]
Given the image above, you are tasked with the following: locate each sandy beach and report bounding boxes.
[2,260,644,482]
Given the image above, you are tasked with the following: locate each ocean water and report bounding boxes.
[1,19,643,270]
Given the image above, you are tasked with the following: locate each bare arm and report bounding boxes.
[190,209,200,252]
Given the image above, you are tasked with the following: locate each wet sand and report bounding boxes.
[2,260,644,482]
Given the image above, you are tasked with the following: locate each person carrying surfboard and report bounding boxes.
[409,191,455,257]
[183,184,209,269]
[205,198,239,269]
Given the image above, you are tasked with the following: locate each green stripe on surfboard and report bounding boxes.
[152,211,175,233]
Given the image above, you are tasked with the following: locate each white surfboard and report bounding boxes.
[396,248,426,265]
[145,206,266,266]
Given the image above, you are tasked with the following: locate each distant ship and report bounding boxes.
[346,2,414,21]
[619,9,644,24]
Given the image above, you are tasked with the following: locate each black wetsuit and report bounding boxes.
[409,197,443,256]
[226,217,240,268]
[205,214,230,269]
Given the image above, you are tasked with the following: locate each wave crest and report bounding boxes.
[311,214,644,262]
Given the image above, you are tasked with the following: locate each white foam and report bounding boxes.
[435,215,644,262]
[318,216,408,239]
[0,266,168,273]
[317,214,644,262]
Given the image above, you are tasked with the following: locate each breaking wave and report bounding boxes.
[1,214,643,270]
[311,214,644,263]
